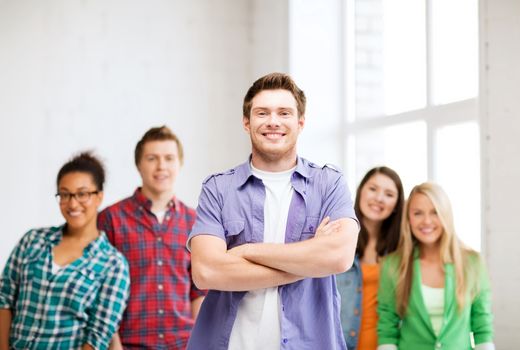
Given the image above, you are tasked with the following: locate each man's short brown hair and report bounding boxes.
[134,126,184,166]
[242,72,306,119]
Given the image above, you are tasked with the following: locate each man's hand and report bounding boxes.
[190,235,303,291]
[229,216,340,258]
[224,217,358,277]
[314,216,341,237]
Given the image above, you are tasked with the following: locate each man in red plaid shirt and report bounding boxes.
[98,126,205,349]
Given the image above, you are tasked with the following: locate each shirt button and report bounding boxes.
[158,284,164,290]
[157,260,163,266]
[350,330,356,337]
[157,237,162,242]
[435,342,442,349]
[309,226,314,231]
[158,333,164,339]
[282,338,288,344]
[158,309,164,315]
[224,230,229,234]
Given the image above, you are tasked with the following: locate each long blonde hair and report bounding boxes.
[395,182,479,316]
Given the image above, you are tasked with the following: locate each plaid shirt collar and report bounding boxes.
[131,187,178,211]
[48,225,111,259]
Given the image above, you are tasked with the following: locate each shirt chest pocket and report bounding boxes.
[21,248,47,282]
[300,216,320,240]
[62,267,101,314]
[223,220,248,248]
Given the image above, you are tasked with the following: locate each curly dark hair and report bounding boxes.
[56,151,105,191]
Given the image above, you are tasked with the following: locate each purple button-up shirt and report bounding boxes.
[187,156,357,350]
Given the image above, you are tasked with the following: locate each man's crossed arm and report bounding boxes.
[190,217,359,292]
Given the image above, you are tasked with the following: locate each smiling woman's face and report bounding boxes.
[408,192,444,248]
[57,171,103,232]
[359,173,399,225]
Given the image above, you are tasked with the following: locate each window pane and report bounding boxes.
[355,0,426,119]
[431,0,478,104]
[435,122,480,250]
[348,121,427,193]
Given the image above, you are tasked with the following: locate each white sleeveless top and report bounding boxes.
[421,283,444,336]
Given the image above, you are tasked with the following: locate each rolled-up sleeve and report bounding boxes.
[0,231,34,309]
[321,169,358,225]
[377,257,401,346]
[84,256,130,350]
[188,260,207,300]
[0,251,20,309]
[471,258,494,345]
[186,176,226,251]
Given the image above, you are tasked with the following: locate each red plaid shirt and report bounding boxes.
[98,188,205,350]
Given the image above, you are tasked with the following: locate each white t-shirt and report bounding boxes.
[51,253,68,274]
[228,164,295,350]
[153,210,166,224]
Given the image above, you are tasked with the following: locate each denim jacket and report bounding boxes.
[336,256,362,350]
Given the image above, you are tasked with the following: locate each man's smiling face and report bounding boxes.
[243,89,305,167]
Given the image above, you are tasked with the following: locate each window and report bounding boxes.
[290,0,480,250]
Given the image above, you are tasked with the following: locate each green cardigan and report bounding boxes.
[377,251,494,350]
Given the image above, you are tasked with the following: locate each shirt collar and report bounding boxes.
[83,231,109,257]
[52,225,110,258]
[235,155,312,188]
[131,187,178,211]
[235,157,255,188]
[294,156,312,179]
[49,226,65,245]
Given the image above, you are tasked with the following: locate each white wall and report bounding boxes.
[251,0,289,77]
[289,0,346,168]
[0,0,289,267]
[480,0,520,347]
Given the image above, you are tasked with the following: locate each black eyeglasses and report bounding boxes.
[55,191,99,204]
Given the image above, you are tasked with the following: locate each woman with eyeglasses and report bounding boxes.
[0,152,130,350]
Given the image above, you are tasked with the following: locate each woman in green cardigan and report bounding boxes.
[377,182,494,350]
